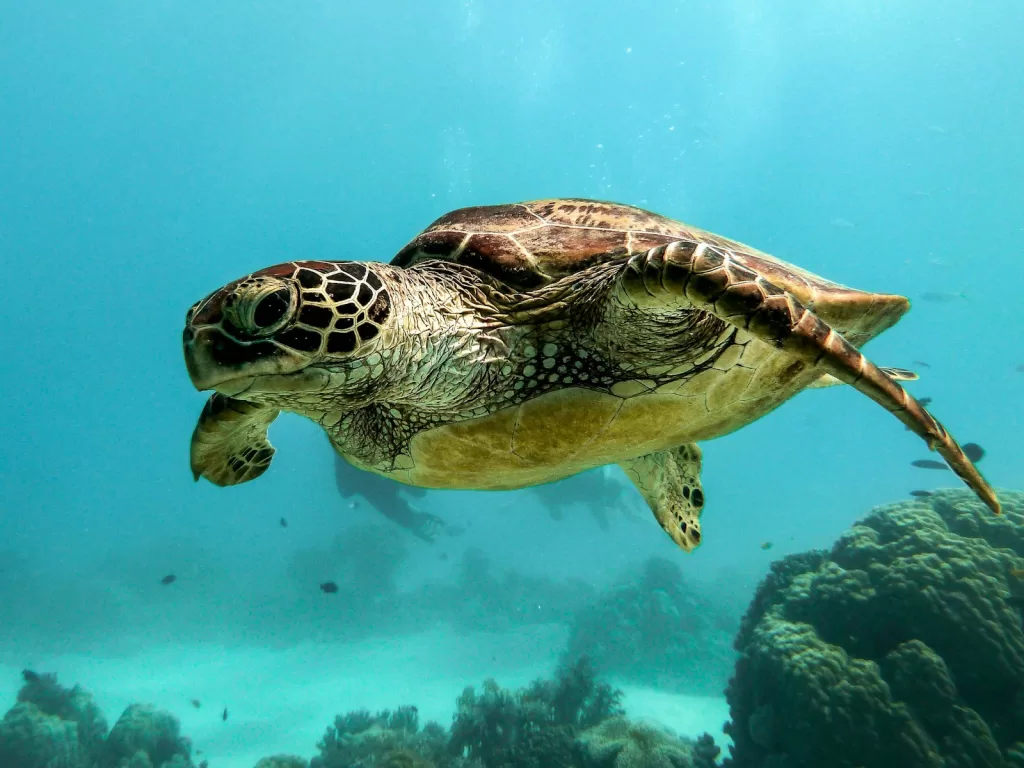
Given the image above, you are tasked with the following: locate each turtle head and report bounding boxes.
[183,261,393,404]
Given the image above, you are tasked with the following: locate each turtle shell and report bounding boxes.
[391,198,908,345]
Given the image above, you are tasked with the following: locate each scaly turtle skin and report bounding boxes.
[182,199,1000,552]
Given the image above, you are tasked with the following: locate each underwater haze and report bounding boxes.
[1,2,1022,767]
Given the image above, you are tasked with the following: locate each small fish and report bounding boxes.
[920,290,967,303]
[160,574,177,586]
[279,517,288,528]
[439,552,449,561]
[962,442,985,463]
[911,459,949,470]
[190,699,201,709]
[320,581,339,594]
[21,669,41,684]
[200,762,209,768]
[913,360,932,368]
[1009,568,1024,579]
[760,541,773,550]
[222,707,228,721]
[909,490,933,498]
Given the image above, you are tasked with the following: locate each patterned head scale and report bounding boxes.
[183,260,391,391]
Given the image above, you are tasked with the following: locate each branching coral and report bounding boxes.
[254,756,310,768]
[562,557,738,695]
[305,658,647,768]
[724,489,1024,768]
[448,658,625,768]
[310,705,449,768]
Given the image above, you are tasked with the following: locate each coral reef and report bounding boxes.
[0,671,196,768]
[301,658,717,768]
[447,657,623,768]
[310,705,449,768]
[254,755,310,768]
[576,716,719,768]
[562,557,738,695]
[723,488,1024,768]
[105,703,195,768]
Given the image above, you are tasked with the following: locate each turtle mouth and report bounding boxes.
[184,325,313,393]
[210,376,258,398]
[202,369,334,400]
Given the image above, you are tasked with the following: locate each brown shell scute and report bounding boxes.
[529,198,689,236]
[389,200,905,339]
[432,204,541,233]
[391,199,689,290]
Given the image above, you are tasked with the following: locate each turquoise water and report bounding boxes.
[1,2,1022,766]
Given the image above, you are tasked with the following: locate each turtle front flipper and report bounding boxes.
[190,394,280,486]
[614,241,1001,516]
[618,444,705,553]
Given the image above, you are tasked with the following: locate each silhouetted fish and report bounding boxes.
[760,541,773,550]
[21,670,41,684]
[962,443,985,463]
[911,460,949,470]
[921,291,967,303]
[913,360,931,368]
[190,699,201,709]
[909,490,933,498]
[160,574,177,586]
[279,517,288,528]
[320,581,339,594]
[222,707,228,721]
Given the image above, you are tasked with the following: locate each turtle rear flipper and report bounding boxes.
[190,394,280,486]
[809,366,919,389]
[614,241,1001,516]
[619,444,705,552]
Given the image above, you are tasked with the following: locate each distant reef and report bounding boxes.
[8,488,1024,768]
[0,670,198,768]
[305,657,719,768]
[0,660,720,768]
[723,488,1024,768]
[562,555,738,696]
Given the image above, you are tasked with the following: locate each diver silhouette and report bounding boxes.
[333,454,456,543]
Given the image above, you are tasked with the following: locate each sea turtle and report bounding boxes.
[182,199,1000,552]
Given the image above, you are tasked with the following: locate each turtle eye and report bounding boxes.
[224,279,297,337]
[253,288,291,329]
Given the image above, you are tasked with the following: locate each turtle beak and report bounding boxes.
[183,325,312,394]
[183,326,240,392]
